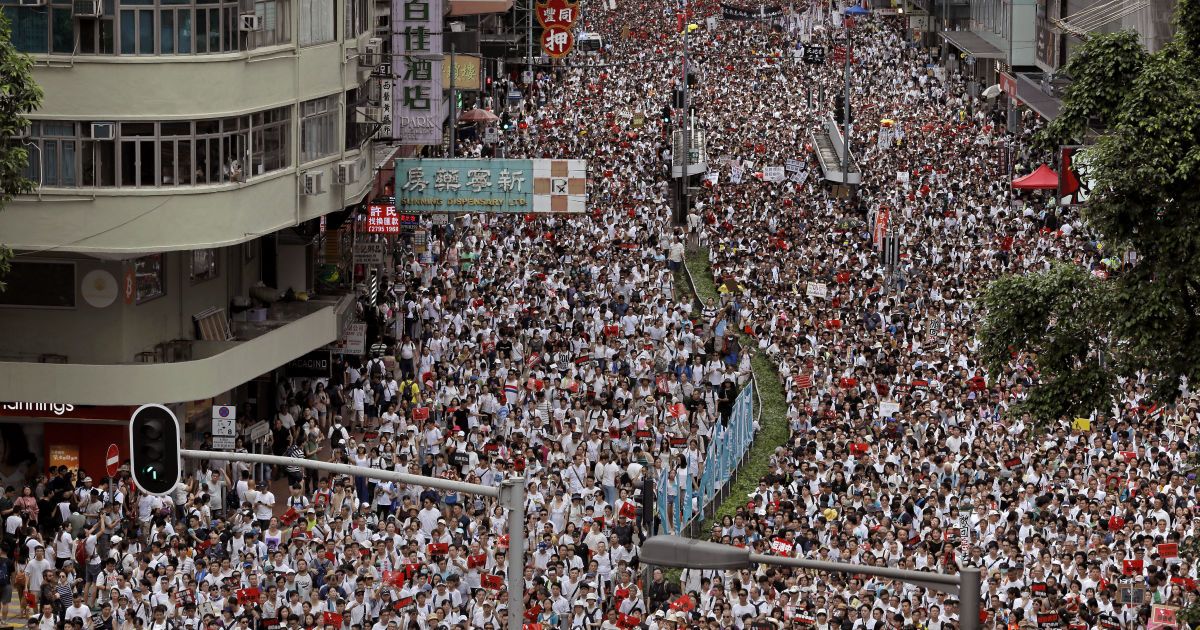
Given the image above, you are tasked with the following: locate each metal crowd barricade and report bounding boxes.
[658,381,755,535]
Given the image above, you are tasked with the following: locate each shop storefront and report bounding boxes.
[0,402,132,486]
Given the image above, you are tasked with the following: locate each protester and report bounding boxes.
[5,0,1193,628]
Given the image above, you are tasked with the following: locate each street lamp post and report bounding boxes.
[180,449,527,630]
[642,536,981,630]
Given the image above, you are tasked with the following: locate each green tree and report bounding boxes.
[0,9,43,290]
[981,0,1200,423]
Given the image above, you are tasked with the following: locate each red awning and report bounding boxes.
[1011,164,1060,190]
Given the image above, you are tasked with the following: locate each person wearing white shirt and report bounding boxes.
[252,483,275,528]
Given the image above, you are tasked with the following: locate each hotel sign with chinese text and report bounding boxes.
[392,0,445,144]
[394,159,587,214]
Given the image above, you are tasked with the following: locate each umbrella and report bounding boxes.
[982,84,1002,99]
[459,108,499,123]
[844,4,870,15]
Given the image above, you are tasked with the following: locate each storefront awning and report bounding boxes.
[1015,72,1063,121]
[448,0,513,16]
[939,31,1006,59]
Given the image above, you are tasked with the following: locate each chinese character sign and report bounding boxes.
[367,204,402,234]
[392,0,444,144]
[394,159,588,214]
[536,0,578,57]
[541,27,575,58]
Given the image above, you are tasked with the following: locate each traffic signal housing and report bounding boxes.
[129,404,181,495]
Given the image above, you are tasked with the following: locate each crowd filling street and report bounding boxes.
[4,0,1197,629]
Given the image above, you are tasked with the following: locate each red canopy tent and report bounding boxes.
[1011,164,1060,190]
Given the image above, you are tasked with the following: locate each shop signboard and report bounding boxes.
[392,0,445,144]
[285,349,333,378]
[353,242,387,265]
[394,158,587,213]
[331,323,368,355]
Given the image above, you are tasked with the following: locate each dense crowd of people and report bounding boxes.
[4,0,1197,628]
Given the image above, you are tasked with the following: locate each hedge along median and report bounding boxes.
[679,248,790,539]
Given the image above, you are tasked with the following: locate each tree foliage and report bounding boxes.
[0,9,43,290]
[979,263,1116,423]
[984,0,1200,421]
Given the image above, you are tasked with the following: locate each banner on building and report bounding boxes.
[392,0,445,144]
[394,159,588,213]
[720,2,784,19]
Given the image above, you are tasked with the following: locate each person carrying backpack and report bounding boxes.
[327,417,350,453]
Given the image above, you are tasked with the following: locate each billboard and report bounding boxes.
[394,159,587,213]
[442,54,483,90]
[392,0,445,144]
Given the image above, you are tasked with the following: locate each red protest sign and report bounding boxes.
[279,507,300,526]
[481,574,504,589]
[322,612,343,628]
[467,553,488,569]
[236,588,261,605]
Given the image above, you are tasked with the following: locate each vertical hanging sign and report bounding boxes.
[392,0,445,144]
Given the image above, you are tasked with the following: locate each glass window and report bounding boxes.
[299,0,333,45]
[0,261,76,309]
[3,6,49,53]
[300,95,337,163]
[134,254,166,303]
[189,249,219,283]
[50,7,73,53]
[25,108,290,189]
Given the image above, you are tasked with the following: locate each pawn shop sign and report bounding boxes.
[541,26,575,58]
[536,0,580,29]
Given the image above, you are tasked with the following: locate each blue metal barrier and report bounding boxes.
[658,381,755,534]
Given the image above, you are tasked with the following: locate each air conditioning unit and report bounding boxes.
[335,161,358,185]
[364,106,383,121]
[20,0,48,7]
[359,38,383,68]
[239,13,263,31]
[90,122,115,140]
[301,171,324,196]
[72,0,103,17]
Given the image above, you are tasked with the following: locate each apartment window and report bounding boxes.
[342,0,366,39]
[0,261,76,309]
[25,108,290,189]
[22,122,79,187]
[3,0,289,55]
[2,4,74,54]
[300,95,338,163]
[134,254,166,303]
[298,0,334,45]
[190,249,219,283]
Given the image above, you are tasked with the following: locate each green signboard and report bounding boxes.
[394,158,588,213]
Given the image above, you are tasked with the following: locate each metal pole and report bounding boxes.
[842,20,852,200]
[183,448,529,628]
[747,552,961,592]
[679,0,690,226]
[449,44,457,157]
[526,0,533,77]
[959,567,982,630]
[500,478,526,630]
[749,552,980,630]
[180,449,501,497]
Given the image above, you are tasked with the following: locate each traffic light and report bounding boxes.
[129,404,181,495]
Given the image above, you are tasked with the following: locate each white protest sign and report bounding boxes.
[763,166,786,182]
[879,401,901,417]
[806,281,827,299]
